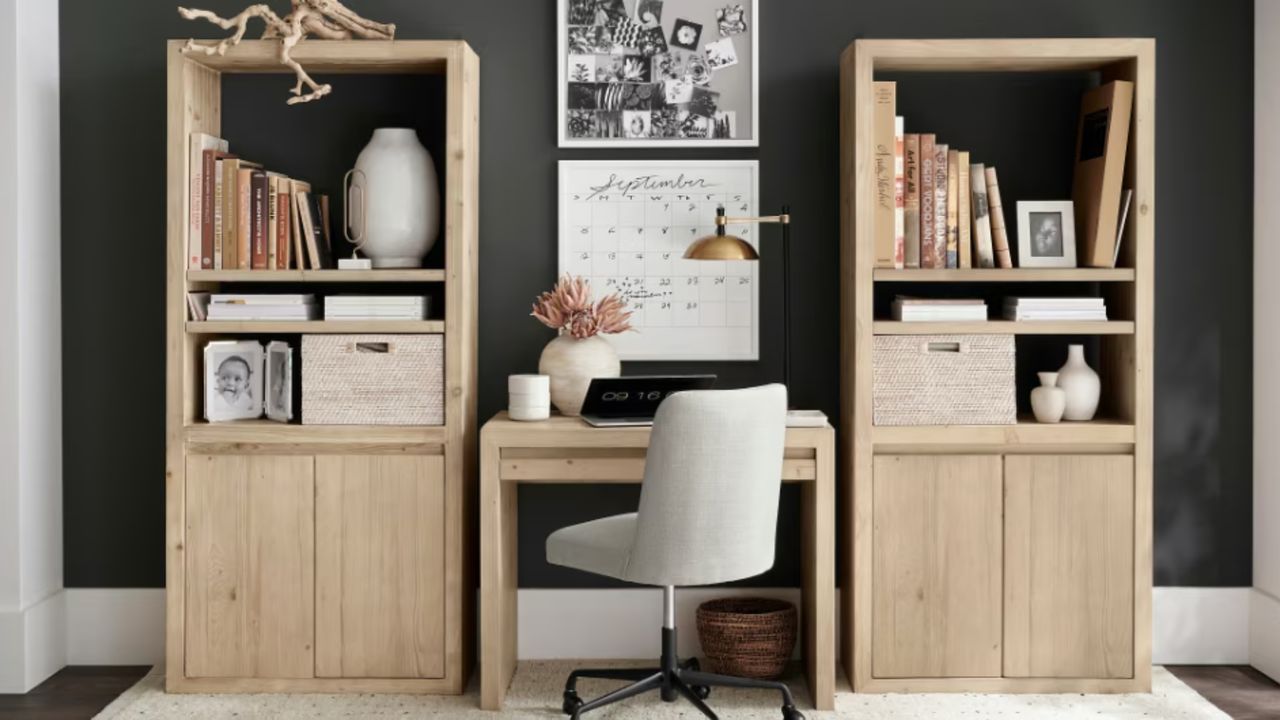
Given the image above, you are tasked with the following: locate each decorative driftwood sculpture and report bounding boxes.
[178,1,396,104]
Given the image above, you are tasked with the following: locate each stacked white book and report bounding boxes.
[206,294,318,321]
[1003,297,1107,321]
[325,295,430,321]
[891,297,988,322]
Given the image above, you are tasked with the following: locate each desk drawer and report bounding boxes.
[499,448,816,482]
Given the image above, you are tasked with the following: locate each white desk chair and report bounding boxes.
[545,384,804,720]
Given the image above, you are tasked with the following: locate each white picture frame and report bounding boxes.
[204,340,264,422]
[1016,200,1078,268]
[265,341,293,423]
[557,0,760,148]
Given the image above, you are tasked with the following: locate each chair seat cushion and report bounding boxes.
[546,512,637,581]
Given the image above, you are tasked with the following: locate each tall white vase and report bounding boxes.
[538,335,621,417]
[347,128,440,268]
[1057,344,1101,421]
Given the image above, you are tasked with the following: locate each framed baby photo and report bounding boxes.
[558,0,759,147]
[265,341,294,423]
[1016,201,1078,268]
[204,340,264,422]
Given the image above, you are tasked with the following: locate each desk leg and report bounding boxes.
[801,438,836,711]
[480,437,518,710]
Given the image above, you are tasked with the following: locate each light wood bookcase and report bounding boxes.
[165,40,479,693]
[839,39,1154,693]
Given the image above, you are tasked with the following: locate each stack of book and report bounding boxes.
[188,132,334,273]
[324,296,431,321]
[874,82,1014,270]
[891,296,988,322]
[1002,297,1107,321]
[205,294,319,321]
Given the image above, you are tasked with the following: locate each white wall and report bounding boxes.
[1253,0,1280,683]
[0,0,64,694]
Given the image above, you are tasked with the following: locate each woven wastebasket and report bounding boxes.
[695,598,797,679]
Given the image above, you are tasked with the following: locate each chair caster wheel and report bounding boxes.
[782,705,805,720]
[692,684,711,699]
[562,689,583,715]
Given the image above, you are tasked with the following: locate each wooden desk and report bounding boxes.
[479,413,836,711]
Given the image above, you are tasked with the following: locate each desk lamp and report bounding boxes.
[684,205,793,390]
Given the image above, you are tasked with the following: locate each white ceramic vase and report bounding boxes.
[537,335,621,417]
[1030,372,1067,424]
[1057,344,1101,421]
[347,128,440,268]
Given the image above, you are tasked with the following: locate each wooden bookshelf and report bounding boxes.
[840,39,1153,695]
[165,40,478,696]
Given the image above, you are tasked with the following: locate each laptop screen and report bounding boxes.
[579,376,717,418]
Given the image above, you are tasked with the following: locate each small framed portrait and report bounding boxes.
[265,341,293,423]
[204,340,264,422]
[1016,201,1078,268]
[669,18,703,50]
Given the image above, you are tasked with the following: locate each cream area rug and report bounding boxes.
[96,663,1228,719]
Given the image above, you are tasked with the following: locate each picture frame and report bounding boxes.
[204,340,264,422]
[265,340,293,423]
[557,0,759,148]
[1016,200,1078,268]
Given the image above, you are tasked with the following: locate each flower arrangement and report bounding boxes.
[531,275,634,340]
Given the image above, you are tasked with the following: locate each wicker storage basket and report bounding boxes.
[302,334,444,425]
[696,598,797,679]
[873,334,1016,426]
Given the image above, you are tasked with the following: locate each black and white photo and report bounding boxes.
[265,341,293,422]
[204,340,264,422]
[1016,200,1078,268]
[670,18,703,49]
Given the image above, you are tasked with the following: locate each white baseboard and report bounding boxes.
[1250,588,1280,681]
[55,586,1252,667]
[0,590,66,693]
[1152,587,1251,664]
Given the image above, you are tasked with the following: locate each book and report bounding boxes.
[188,133,227,269]
[892,296,988,322]
[313,194,334,269]
[893,116,905,269]
[957,151,972,269]
[211,293,316,305]
[221,159,260,271]
[1072,80,1134,267]
[969,163,995,268]
[985,166,1013,268]
[946,148,959,269]
[873,81,897,268]
[266,175,281,271]
[1112,188,1134,267]
[903,134,921,268]
[933,143,949,268]
[277,190,291,270]
[250,170,269,270]
[237,168,254,269]
[290,180,311,270]
[297,190,333,270]
[200,148,231,269]
[186,292,211,321]
[919,134,936,268]
[213,157,226,269]
[1003,297,1107,321]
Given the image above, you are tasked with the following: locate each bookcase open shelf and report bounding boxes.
[185,320,447,334]
[188,269,448,282]
[840,38,1153,696]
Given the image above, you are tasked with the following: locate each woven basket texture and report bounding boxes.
[302,334,444,425]
[873,334,1016,426]
[696,598,797,680]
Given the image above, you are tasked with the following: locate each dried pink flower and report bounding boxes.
[531,275,634,339]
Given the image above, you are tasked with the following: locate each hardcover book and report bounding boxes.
[237,168,254,269]
[893,117,905,269]
[873,82,897,268]
[904,134,921,268]
[985,166,1013,268]
[188,133,227,269]
[933,143,949,268]
[200,148,232,269]
[919,134,936,268]
[970,163,995,268]
[1072,80,1134,267]
[957,151,972,269]
[213,157,226,269]
[946,148,959,269]
[290,180,312,269]
[250,170,269,270]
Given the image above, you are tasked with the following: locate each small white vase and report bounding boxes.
[1057,344,1101,421]
[537,335,621,416]
[1030,372,1067,424]
[347,128,440,268]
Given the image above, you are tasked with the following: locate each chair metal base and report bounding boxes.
[561,626,804,720]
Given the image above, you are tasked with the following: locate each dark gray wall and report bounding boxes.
[59,0,1254,589]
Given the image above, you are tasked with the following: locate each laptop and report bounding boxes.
[580,375,717,427]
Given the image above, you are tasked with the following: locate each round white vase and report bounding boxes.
[348,128,440,268]
[1030,372,1067,424]
[537,335,621,417]
[1057,344,1101,421]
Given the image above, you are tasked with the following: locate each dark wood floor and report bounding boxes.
[1,665,1276,719]
[1168,665,1280,720]
[0,667,149,720]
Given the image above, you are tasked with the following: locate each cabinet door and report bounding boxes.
[872,455,1003,678]
[185,455,315,678]
[315,455,447,679]
[1004,455,1134,679]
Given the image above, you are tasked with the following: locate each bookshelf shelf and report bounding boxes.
[873,268,1135,282]
[188,269,447,283]
[185,421,447,448]
[186,320,445,334]
[872,320,1134,335]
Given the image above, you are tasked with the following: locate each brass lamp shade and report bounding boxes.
[683,233,760,261]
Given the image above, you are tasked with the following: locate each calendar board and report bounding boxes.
[559,160,759,361]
